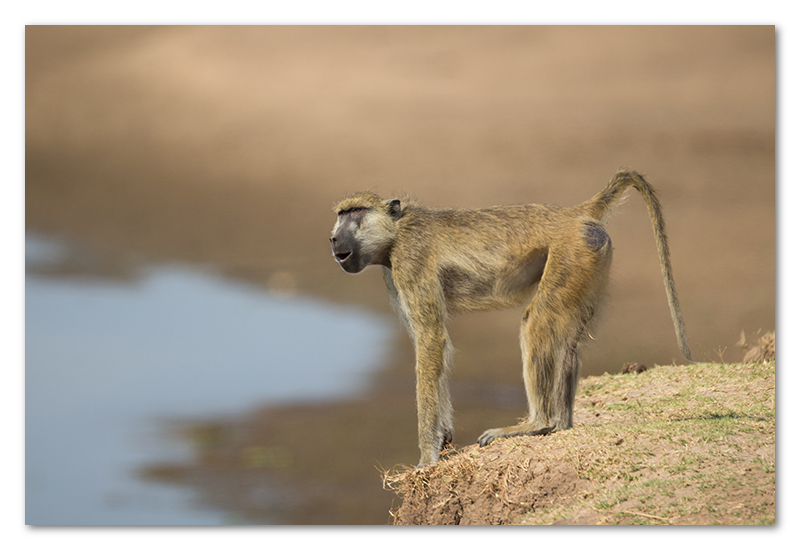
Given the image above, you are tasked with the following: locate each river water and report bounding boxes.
[25,235,393,525]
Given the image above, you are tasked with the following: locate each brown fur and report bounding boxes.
[330,170,692,467]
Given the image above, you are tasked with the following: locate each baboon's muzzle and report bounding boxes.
[330,235,361,273]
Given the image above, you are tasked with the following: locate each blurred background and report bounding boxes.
[25,25,774,525]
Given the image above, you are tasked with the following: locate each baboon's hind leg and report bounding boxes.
[478,233,611,447]
[476,297,581,446]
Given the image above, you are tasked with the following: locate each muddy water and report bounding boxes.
[25,235,393,525]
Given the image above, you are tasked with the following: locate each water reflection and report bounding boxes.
[25,235,392,525]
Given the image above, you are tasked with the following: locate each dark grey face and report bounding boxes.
[330,207,367,273]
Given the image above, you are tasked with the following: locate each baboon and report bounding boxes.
[330,170,692,468]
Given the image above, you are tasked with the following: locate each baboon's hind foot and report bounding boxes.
[477,422,555,447]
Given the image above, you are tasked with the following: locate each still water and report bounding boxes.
[25,236,393,525]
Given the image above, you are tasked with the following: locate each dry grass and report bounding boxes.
[385,358,775,525]
[739,330,776,364]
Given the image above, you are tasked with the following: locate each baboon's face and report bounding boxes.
[330,196,400,273]
[330,206,370,273]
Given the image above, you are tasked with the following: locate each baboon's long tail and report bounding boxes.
[581,170,693,363]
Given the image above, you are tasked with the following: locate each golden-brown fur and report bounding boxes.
[330,170,691,467]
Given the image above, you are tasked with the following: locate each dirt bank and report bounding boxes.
[386,350,775,525]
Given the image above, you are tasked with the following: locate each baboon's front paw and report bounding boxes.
[416,447,441,469]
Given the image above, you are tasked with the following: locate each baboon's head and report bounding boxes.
[330,192,402,273]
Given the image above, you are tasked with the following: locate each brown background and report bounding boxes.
[25,26,775,524]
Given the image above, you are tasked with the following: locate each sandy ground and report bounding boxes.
[25,26,775,524]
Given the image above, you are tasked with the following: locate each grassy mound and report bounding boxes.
[385,356,775,525]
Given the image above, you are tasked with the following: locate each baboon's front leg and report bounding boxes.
[395,277,454,468]
[413,331,454,468]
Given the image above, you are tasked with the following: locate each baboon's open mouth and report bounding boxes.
[335,252,352,262]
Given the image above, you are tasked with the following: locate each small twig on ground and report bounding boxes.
[619,509,671,523]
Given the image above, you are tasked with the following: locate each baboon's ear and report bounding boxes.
[388,199,402,220]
